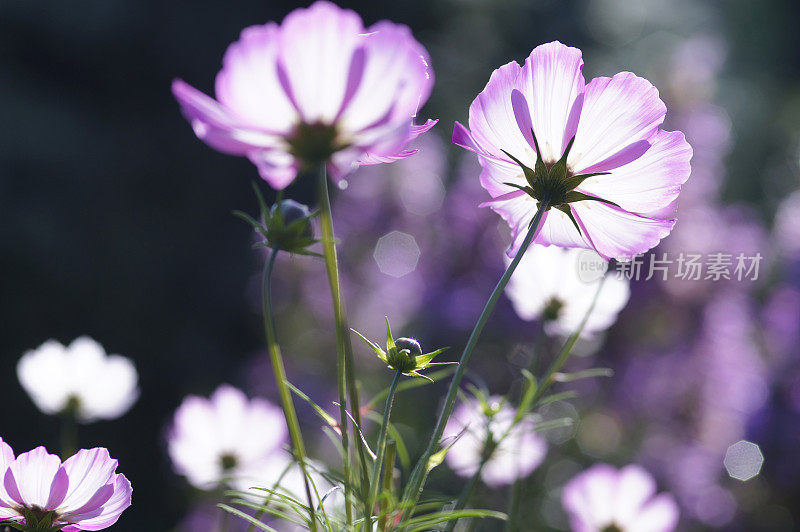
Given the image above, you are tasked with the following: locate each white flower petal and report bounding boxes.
[519,41,585,163]
[569,72,666,174]
[276,1,363,123]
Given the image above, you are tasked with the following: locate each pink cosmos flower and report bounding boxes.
[454,41,692,260]
[172,1,435,189]
[562,464,679,532]
[0,439,132,531]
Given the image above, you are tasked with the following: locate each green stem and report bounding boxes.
[263,246,318,532]
[367,371,402,531]
[316,164,370,526]
[504,475,523,532]
[59,412,77,460]
[399,199,550,521]
[379,441,397,532]
[528,275,606,406]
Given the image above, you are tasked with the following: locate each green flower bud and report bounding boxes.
[233,184,320,256]
[270,199,314,240]
[352,318,455,381]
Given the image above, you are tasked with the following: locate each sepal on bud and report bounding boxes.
[352,317,455,381]
[234,183,321,256]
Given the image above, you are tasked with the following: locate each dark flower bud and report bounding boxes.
[234,185,320,256]
[270,199,313,240]
[394,337,423,357]
[352,318,455,381]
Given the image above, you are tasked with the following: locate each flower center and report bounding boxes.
[19,505,62,531]
[501,130,617,236]
[219,453,239,472]
[602,525,624,532]
[286,121,348,167]
[542,297,564,322]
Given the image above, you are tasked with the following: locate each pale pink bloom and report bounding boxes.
[505,246,630,337]
[454,41,692,260]
[0,439,132,531]
[562,464,679,532]
[17,337,139,423]
[167,385,288,491]
[444,395,546,488]
[172,1,435,189]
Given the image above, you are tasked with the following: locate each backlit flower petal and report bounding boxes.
[627,494,680,532]
[467,61,533,164]
[17,340,70,416]
[59,448,118,512]
[569,72,667,174]
[6,447,63,510]
[339,22,432,141]
[276,1,363,123]
[215,23,298,133]
[562,463,618,528]
[578,130,692,213]
[572,202,675,260]
[172,80,283,156]
[62,474,132,531]
[518,41,585,163]
[613,465,658,526]
[0,439,16,517]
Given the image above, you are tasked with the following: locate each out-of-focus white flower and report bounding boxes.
[562,464,679,532]
[17,336,139,423]
[168,385,289,491]
[505,246,630,337]
[444,395,546,488]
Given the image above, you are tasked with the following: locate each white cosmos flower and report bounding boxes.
[17,336,139,423]
[444,395,547,488]
[168,385,289,491]
[505,246,630,337]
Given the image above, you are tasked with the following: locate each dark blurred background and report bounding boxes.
[2,0,799,530]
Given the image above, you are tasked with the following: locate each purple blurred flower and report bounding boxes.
[0,439,132,531]
[774,189,800,260]
[505,246,630,337]
[562,464,679,532]
[167,385,289,491]
[17,336,139,423]
[453,41,692,260]
[444,395,547,488]
[172,1,435,188]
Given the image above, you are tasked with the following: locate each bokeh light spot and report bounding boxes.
[577,412,622,457]
[373,231,420,278]
[724,440,763,481]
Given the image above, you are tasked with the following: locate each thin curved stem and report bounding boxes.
[528,275,606,406]
[263,245,318,532]
[367,370,402,531]
[316,165,370,526]
[399,199,551,523]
